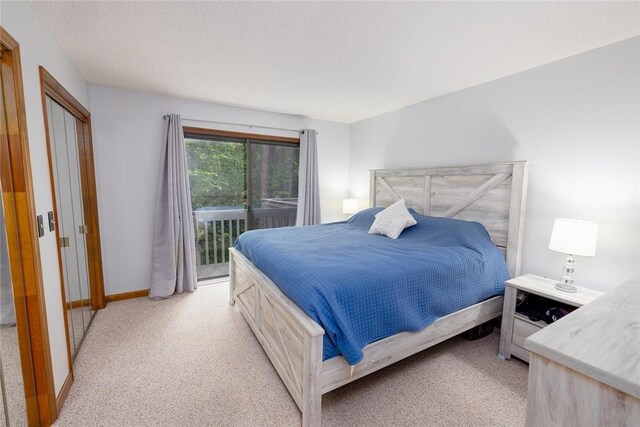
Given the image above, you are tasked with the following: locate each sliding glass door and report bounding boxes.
[185,132,299,280]
[248,141,299,230]
[186,137,246,279]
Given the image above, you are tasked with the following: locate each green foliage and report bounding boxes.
[185,138,299,209]
[250,143,299,207]
[185,138,246,209]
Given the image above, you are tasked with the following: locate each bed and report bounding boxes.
[229,161,529,426]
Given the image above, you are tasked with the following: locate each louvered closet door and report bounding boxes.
[46,96,94,358]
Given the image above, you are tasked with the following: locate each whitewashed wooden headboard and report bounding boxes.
[370,161,529,277]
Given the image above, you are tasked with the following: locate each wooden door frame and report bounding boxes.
[39,66,106,315]
[0,27,57,426]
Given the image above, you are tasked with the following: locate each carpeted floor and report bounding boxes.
[55,282,529,426]
[1,324,27,425]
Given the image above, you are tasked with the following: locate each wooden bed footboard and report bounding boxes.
[230,248,504,426]
[320,294,504,393]
[230,248,324,426]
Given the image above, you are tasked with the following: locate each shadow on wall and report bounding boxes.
[349,108,519,206]
[351,37,640,291]
[524,176,640,287]
[381,106,518,169]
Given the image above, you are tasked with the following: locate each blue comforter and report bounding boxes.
[234,208,509,365]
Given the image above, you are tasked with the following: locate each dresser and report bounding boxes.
[524,276,640,426]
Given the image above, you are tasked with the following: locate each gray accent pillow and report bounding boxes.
[368,199,417,239]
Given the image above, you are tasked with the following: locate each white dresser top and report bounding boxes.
[525,275,640,399]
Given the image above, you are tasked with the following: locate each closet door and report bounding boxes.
[61,103,93,343]
[46,97,93,358]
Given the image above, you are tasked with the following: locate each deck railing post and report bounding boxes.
[195,206,298,273]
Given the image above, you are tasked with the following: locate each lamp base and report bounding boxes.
[555,254,578,293]
[555,282,577,293]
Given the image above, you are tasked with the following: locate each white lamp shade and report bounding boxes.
[343,199,358,215]
[549,218,598,257]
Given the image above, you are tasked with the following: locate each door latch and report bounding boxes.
[36,215,45,237]
[48,211,55,232]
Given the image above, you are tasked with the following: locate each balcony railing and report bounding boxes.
[193,202,297,279]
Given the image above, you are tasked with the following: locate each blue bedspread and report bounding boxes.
[234,208,509,365]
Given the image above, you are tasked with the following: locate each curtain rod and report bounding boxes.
[163,115,305,134]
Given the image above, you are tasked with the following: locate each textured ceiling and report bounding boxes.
[29,1,640,123]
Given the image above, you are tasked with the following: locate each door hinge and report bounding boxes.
[60,237,70,248]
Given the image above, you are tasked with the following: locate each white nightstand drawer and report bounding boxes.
[512,317,542,348]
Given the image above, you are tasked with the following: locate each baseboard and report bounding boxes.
[66,298,90,309]
[105,289,149,303]
[56,371,73,415]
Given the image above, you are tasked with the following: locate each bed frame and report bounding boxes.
[229,161,529,426]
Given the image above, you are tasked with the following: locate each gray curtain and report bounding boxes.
[296,129,321,226]
[150,114,197,299]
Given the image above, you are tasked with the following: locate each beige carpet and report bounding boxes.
[55,283,528,426]
[1,324,27,426]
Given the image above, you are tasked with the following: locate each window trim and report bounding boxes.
[183,126,300,145]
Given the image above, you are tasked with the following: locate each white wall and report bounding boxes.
[349,37,640,293]
[0,2,89,394]
[88,85,350,296]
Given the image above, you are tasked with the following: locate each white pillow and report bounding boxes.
[368,199,417,239]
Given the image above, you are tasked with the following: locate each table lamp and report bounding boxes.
[548,218,598,293]
[343,199,358,217]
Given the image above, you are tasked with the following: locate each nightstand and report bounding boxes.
[498,274,602,363]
